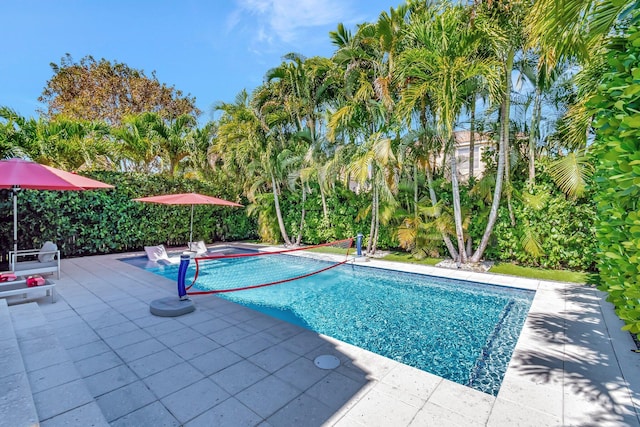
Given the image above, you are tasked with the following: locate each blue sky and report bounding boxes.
[1,0,401,122]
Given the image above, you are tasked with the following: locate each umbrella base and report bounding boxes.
[149,296,195,317]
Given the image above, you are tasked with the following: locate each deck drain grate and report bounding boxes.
[314,355,340,370]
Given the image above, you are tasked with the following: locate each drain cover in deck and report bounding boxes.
[314,355,340,369]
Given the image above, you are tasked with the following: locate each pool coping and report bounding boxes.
[18,245,640,426]
[149,247,535,396]
[219,244,640,425]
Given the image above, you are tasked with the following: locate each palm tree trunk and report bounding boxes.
[271,174,292,246]
[372,183,380,254]
[295,185,306,245]
[503,49,516,227]
[413,163,419,221]
[471,87,508,263]
[425,165,458,260]
[170,158,178,177]
[367,168,377,254]
[450,144,467,263]
[441,149,448,171]
[320,186,328,219]
[528,85,542,186]
[469,100,476,181]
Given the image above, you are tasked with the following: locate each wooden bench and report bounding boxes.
[0,279,56,303]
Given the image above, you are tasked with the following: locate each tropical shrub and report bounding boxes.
[590,22,640,336]
[485,180,597,271]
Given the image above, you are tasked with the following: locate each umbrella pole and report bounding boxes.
[12,187,18,256]
[189,204,194,244]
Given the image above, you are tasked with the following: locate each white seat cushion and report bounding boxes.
[38,241,58,263]
[144,245,169,262]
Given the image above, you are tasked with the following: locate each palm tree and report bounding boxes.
[113,113,161,173]
[266,54,338,236]
[526,0,635,198]
[213,90,255,189]
[0,107,36,159]
[148,113,197,176]
[186,121,218,179]
[0,108,57,163]
[517,55,570,186]
[45,118,112,170]
[398,5,501,263]
[215,87,297,246]
[328,6,408,254]
[527,0,639,70]
[460,76,490,182]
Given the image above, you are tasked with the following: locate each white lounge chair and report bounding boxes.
[187,240,208,256]
[9,241,61,279]
[144,245,180,264]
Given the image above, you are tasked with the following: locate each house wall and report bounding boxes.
[432,130,492,181]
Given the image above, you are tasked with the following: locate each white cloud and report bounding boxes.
[234,0,353,44]
[225,9,242,33]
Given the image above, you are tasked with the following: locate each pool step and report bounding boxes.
[0,298,39,427]
[8,301,109,426]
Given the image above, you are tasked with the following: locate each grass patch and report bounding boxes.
[378,251,442,266]
[489,263,590,284]
[304,246,591,284]
[378,252,591,283]
[307,246,358,255]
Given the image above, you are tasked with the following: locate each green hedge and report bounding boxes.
[0,168,596,273]
[591,22,640,335]
[0,171,256,259]
[484,180,597,271]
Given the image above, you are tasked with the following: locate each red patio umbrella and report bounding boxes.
[0,158,114,255]
[133,192,243,243]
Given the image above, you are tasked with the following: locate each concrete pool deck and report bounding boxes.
[2,247,639,426]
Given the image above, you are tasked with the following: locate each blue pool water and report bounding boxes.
[121,249,533,396]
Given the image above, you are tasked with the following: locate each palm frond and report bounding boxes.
[520,226,544,258]
[521,191,550,210]
[548,151,594,199]
[356,205,372,222]
[470,173,495,204]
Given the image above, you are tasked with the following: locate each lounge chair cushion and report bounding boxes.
[144,245,169,262]
[38,241,58,263]
[188,241,208,255]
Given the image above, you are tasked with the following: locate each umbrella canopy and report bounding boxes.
[0,158,115,190]
[0,158,114,254]
[133,192,243,243]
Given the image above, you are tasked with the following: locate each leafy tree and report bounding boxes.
[39,54,200,126]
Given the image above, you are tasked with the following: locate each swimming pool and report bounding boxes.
[121,249,533,396]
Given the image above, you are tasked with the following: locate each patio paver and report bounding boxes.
[2,247,639,426]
